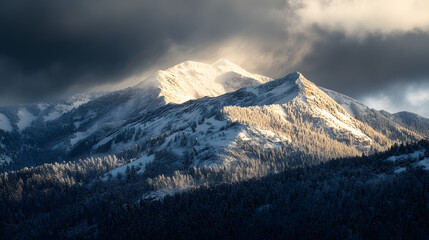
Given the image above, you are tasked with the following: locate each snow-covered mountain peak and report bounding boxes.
[282,72,318,93]
[269,71,310,89]
[238,72,378,149]
[274,72,342,106]
[135,59,272,104]
[282,73,358,116]
[251,71,328,105]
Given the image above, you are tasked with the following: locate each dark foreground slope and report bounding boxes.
[1,140,429,240]
[99,141,429,240]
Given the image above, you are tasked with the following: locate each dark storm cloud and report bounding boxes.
[1,0,429,118]
[0,0,285,104]
[295,30,429,98]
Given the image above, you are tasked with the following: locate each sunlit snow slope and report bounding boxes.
[135,59,271,104]
[0,59,272,167]
[99,72,425,178]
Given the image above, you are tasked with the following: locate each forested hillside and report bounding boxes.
[1,140,428,239]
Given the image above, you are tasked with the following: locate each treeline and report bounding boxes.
[0,155,124,238]
[0,140,428,239]
[99,140,429,239]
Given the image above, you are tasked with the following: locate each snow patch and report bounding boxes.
[43,93,98,121]
[237,126,288,149]
[37,103,49,111]
[0,154,12,165]
[320,87,368,118]
[385,150,429,174]
[142,188,189,201]
[416,158,429,169]
[70,132,88,146]
[17,108,36,130]
[315,107,369,140]
[70,123,104,147]
[385,150,424,162]
[0,113,12,132]
[103,154,155,180]
[44,111,62,121]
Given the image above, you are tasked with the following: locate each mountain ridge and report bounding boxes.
[94,72,423,180]
[1,60,428,173]
[0,60,272,168]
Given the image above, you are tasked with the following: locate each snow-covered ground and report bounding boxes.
[70,132,89,146]
[17,108,37,131]
[142,188,190,201]
[385,150,429,173]
[321,87,369,118]
[103,154,155,180]
[0,154,12,165]
[385,150,424,162]
[44,111,62,121]
[0,113,12,132]
[315,108,369,140]
[43,93,100,122]
[416,157,429,169]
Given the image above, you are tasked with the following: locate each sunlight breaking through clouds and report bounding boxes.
[294,0,429,38]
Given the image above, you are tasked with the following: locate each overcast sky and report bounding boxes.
[1,0,429,117]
